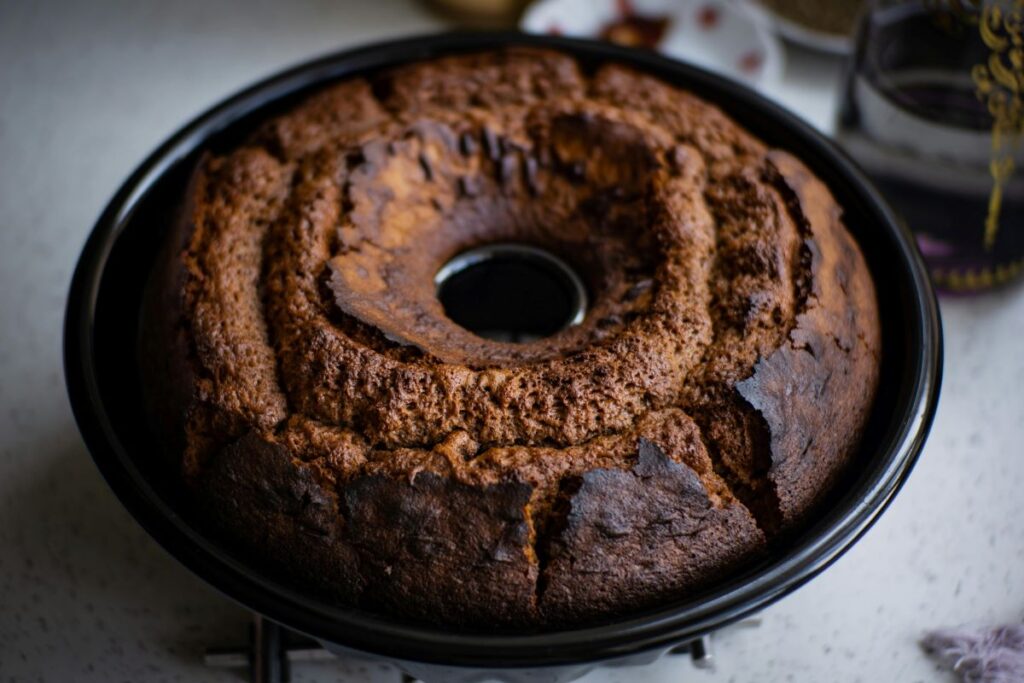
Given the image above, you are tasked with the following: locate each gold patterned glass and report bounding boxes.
[838,0,1024,292]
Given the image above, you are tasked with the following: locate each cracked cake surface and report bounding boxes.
[140,47,881,628]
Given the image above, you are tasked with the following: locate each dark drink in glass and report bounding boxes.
[837,0,1024,292]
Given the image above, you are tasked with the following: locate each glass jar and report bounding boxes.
[837,0,1024,292]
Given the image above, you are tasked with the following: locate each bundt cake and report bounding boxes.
[140,48,881,628]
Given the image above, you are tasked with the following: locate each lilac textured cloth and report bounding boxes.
[922,625,1024,683]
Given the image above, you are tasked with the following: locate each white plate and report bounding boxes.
[740,0,855,55]
[520,0,784,91]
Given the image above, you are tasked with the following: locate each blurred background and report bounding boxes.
[1,0,1022,682]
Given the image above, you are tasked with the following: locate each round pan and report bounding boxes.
[64,31,941,672]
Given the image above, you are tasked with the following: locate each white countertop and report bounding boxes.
[1,1,1022,681]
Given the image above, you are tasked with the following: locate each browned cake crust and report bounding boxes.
[139,48,881,628]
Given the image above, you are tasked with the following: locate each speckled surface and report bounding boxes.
[1,1,1022,681]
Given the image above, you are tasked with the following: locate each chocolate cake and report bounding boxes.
[140,48,881,628]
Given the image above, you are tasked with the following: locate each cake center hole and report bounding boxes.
[435,244,588,343]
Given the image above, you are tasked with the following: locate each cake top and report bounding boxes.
[146,48,880,627]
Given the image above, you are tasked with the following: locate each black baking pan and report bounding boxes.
[64,31,942,683]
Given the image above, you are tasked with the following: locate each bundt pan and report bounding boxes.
[64,32,941,683]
